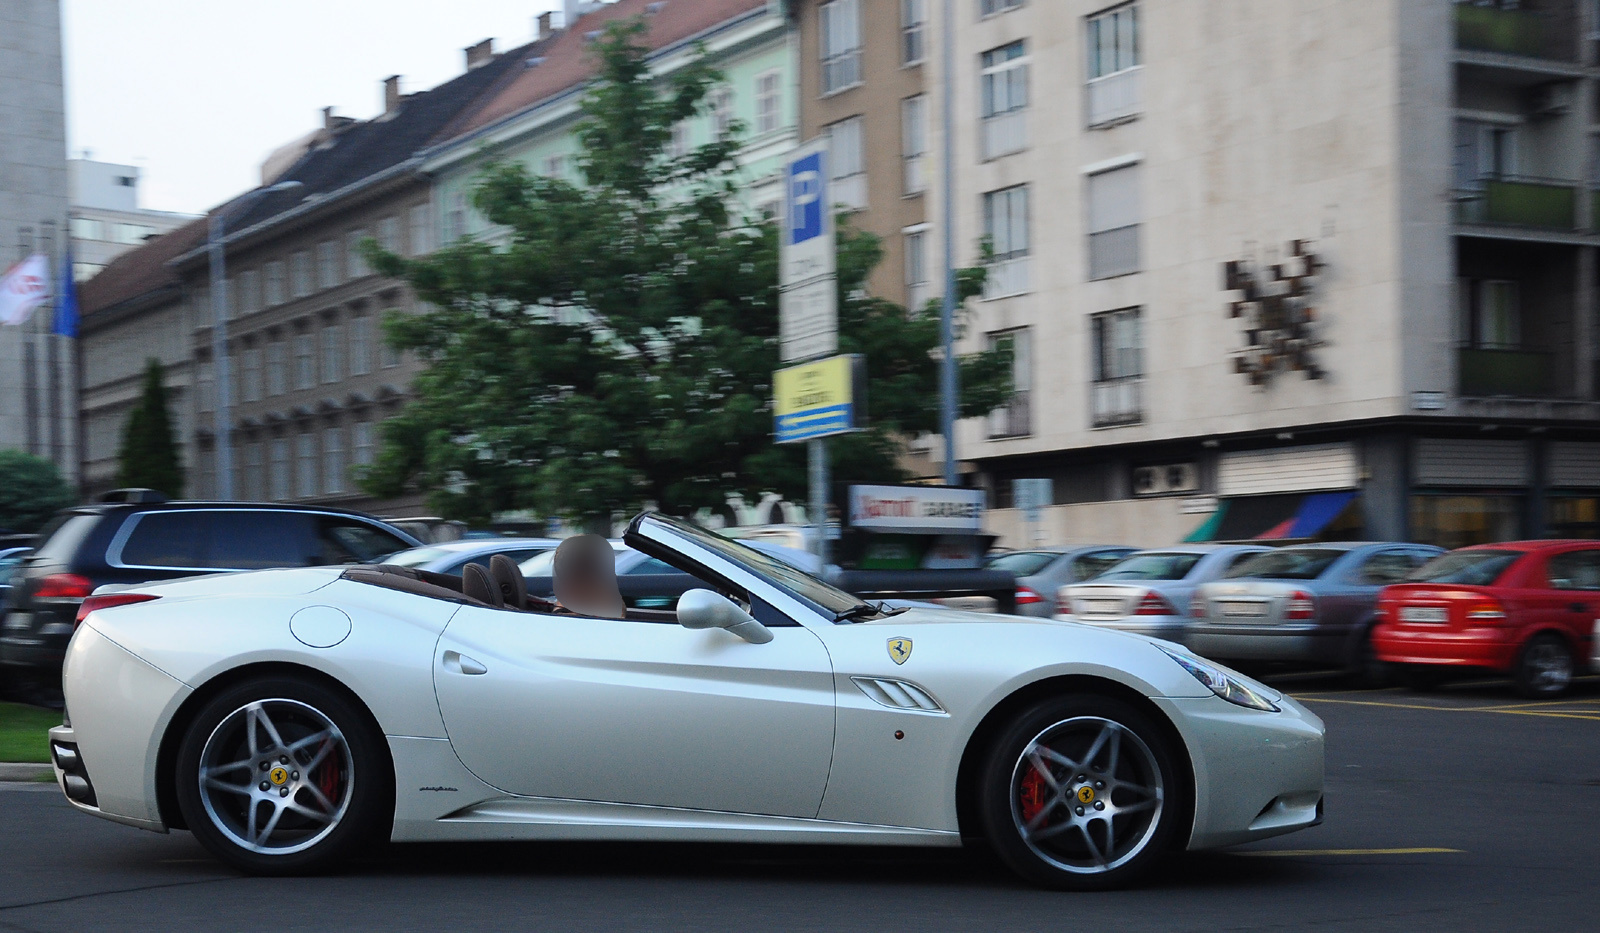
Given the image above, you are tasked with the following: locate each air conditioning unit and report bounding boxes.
[1163,462,1200,494]
[1133,463,1201,497]
[1132,466,1163,496]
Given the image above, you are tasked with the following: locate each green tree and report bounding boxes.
[360,18,1010,525]
[0,450,75,535]
[116,359,184,497]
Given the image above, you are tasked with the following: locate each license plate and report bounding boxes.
[1219,601,1267,619]
[1400,606,1449,624]
[1081,598,1124,617]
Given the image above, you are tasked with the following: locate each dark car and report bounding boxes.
[0,547,32,621]
[1,497,419,692]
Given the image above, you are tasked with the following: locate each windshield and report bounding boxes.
[1407,549,1521,586]
[1224,548,1343,580]
[1097,552,1203,581]
[985,551,1060,576]
[638,513,867,617]
[380,546,456,569]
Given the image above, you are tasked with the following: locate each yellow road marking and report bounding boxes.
[1237,847,1463,858]
[1295,696,1600,722]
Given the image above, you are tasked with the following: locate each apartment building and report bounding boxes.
[67,160,196,282]
[928,0,1600,548]
[789,0,931,311]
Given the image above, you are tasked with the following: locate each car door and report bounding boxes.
[1540,549,1600,652]
[433,598,837,818]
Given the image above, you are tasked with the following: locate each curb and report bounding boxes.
[0,763,53,782]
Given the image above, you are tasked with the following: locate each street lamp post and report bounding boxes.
[938,0,959,487]
[208,180,301,499]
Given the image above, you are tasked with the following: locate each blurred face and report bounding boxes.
[552,535,621,617]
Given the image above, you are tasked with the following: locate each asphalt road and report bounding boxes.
[2,675,1596,933]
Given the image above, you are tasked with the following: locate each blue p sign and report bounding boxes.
[788,152,824,246]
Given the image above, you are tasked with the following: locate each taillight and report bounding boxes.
[1134,591,1177,616]
[1056,590,1073,615]
[1465,597,1507,623]
[1286,590,1316,621]
[75,593,160,626]
[1015,586,1044,606]
[35,573,93,600]
[1190,593,1207,618]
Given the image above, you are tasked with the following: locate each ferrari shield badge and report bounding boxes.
[887,637,913,665]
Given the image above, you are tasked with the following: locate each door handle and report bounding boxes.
[442,650,487,675]
[1570,604,1588,613]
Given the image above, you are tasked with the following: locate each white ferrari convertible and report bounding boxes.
[51,512,1323,889]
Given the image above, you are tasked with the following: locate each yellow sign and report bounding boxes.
[773,354,860,444]
[887,637,913,665]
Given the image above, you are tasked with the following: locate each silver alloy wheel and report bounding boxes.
[196,699,354,855]
[1525,640,1573,693]
[1008,716,1165,874]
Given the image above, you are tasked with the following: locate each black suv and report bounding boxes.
[1,493,420,692]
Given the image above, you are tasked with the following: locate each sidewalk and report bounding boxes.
[0,762,53,782]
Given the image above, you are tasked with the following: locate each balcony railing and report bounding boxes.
[1458,345,1556,397]
[988,390,1031,439]
[983,256,1031,299]
[1091,376,1143,427]
[1454,3,1576,62]
[1454,178,1578,231]
[980,110,1027,161]
[1086,67,1142,127]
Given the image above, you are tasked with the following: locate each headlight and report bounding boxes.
[1159,646,1280,712]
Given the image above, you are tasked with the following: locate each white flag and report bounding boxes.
[0,254,52,326]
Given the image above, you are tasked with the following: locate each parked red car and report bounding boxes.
[1372,541,1600,697]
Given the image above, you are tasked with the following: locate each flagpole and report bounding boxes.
[44,221,61,472]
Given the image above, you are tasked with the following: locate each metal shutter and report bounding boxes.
[1548,442,1600,488]
[1217,444,1359,497]
[1413,439,1527,487]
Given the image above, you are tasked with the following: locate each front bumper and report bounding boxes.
[1372,624,1516,671]
[1155,693,1325,850]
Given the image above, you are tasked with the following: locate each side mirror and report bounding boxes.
[676,589,773,644]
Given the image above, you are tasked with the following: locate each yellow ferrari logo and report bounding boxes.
[1077,786,1096,804]
[887,637,913,665]
[269,767,289,786]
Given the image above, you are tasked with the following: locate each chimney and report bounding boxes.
[464,38,495,71]
[383,75,402,114]
[322,106,337,129]
[536,11,557,40]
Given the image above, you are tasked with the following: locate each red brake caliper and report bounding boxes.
[1019,766,1048,823]
[315,739,340,804]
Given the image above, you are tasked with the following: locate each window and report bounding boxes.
[244,443,263,500]
[904,226,929,311]
[1360,550,1422,585]
[446,192,467,243]
[197,360,215,413]
[1091,307,1143,426]
[322,323,343,384]
[70,217,104,240]
[755,70,781,135]
[209,511,315,570]
[710,87,735,136]
[294,333,315,389]
[827,116,867,211]
[987,329,1032,438]
[315,518,411,564]
[902,0,926,64]
[981,0,1024,15]
[1086,3,1143,125]
[323,427,345,494]
[291,250,312,297]
[354,421,375,466]
[297,432,318,498]
[118,512,205,569]
[982,185,1030,297]
[316,240,338,290]
[270,439,291,500]
[382,331,401,369]
[350,315,371,376]
[1470,280,1521,349]
[239,269,260,315]
[346,230,369,280]
[542,154,568,179]
[1546,550,1600,590]
[377,217,399,254]
[980,41,1028,159]
[902,95,928,195]
[408,203,431,256]
[266,339,286,396]
[265,260,286,306]
[1087,164,1141,279]
[820,0,862,94]
[241,347,261,403]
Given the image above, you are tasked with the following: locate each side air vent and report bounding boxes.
[851,677,946,714]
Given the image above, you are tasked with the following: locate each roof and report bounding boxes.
[78,216,209,318]
[444,0,767,141]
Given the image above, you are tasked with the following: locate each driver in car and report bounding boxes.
[552,534,627,618]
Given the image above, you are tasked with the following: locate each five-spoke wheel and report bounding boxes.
[979,696,1184,889]
[175,677,388,873]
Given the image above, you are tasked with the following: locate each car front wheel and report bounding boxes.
[174,676,388,874]
[977,695,1185,890]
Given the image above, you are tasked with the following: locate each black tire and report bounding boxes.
[1513,633,1574,699]
[976,694,1187,890]
[1397,664,1448,693]
[1347,626,1393,689]
[173,675,390,875]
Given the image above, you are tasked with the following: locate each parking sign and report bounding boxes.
[779,138,837,362]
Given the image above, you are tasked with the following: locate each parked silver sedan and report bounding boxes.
[1186,541,1443,672]
[983,545,1137,617]
[1055,544,1271,640]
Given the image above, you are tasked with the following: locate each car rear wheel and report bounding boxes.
[174,676,388,874]
[1514,634,1574,699]
[977,695,1184,890]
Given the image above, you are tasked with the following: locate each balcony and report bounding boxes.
[1086,67,1142,128]
[1454,3,1576,62]
[988,390,1031,439]
[1091,376,1143,427]
[983,256,1031,299]
[980,110,1027,161]
[1457,345,1555,397]
[1454,178,1578,232]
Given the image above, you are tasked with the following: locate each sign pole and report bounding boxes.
[809,438,828,566]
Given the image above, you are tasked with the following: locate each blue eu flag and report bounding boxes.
[54,246,78,338]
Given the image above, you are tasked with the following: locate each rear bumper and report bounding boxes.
[1061,614,1188,640]
[1183,623,1341,664]
[1371,624,1517,671]
[1,605,74,672]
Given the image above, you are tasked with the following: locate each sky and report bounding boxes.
[63,0,563,216]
